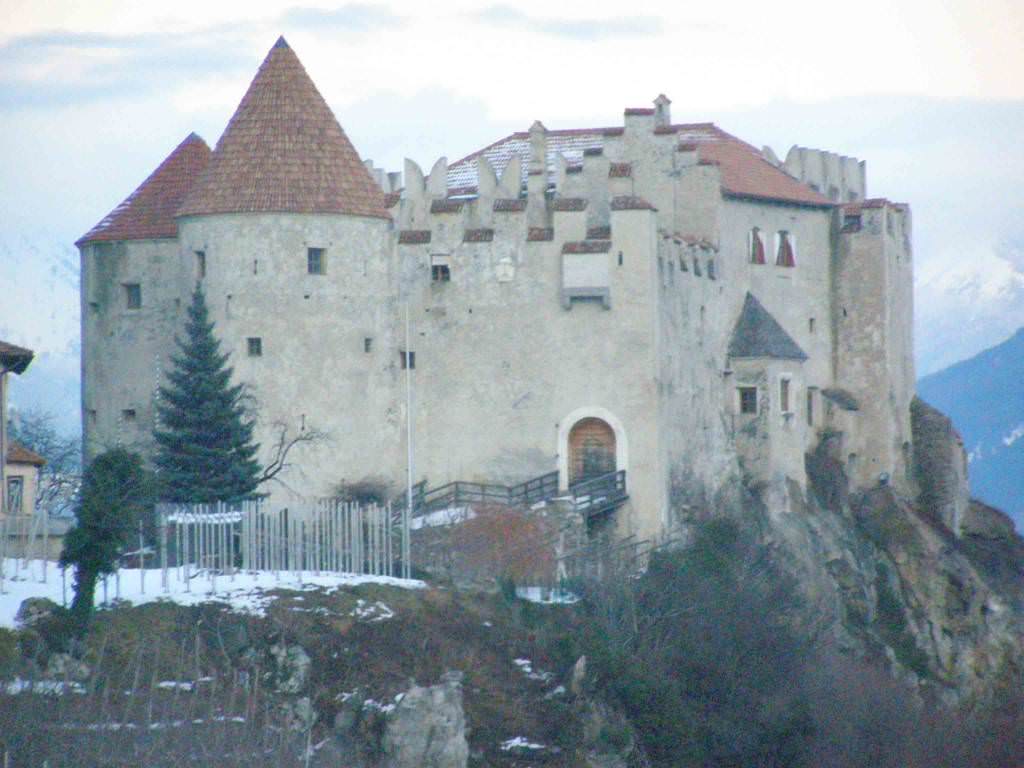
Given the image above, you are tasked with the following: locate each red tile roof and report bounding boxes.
[696,138,831,207]
[611,195,656,211]
[551,198,588,212]
[563,241,612,254]
[609,162,632,178]
[586,226,611,240]
[0,340,34,374]
[447,121,832,208]
[7,441,45,467]
[624,107,655,116]
[527,227,554,242]
[493,198,526,212]
[398,230,431,244]
[77,133,210,245]
[431,199,464,214]
[179,37,388,219]
[463,228,494,243]
[383,192,402,208]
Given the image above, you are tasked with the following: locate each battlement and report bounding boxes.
[783,146,866,204]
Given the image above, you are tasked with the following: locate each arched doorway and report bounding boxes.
[568,417,616,484]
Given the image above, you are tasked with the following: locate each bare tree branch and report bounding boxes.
[256,420,328,489]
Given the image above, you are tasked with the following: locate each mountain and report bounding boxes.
[915,239,1024,376]
[918,327,1024,529]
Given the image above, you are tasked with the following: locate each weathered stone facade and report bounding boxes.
[78,38,917,543]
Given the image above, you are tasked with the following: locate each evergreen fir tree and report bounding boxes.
[153,285,262,502]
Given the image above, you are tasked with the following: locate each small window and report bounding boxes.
[6,476,24,515]
[87,409,97,424]
[399,350,416,370]
[253,259,259,275]
[431,264,451,282]
[364,337,373,353]
[776,231,796,267]
[738,387,758,415]
[707,259,716,280]
[124,283,141,309]
[617,251,624,266]
[809,318,816,333]
[307,247,325,275]
[668,260,675,284]
[247,337,262,357]
[806,389,815,426]
[122,408,136,421]
[195,250,206,278]
[692,257,702,277]
[779,378,792,413]
[749,228,766,264]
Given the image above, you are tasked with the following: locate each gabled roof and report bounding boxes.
[446,123,831,208]
[179,37,388,219]
[0,340,34,374]
[76,133,211,245]
[7,441,45,467]
[728,293,808,361]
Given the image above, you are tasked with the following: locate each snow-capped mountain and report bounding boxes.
[915,240,1024,376]
[918,327,1024,530]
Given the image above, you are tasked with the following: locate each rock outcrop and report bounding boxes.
[381,671,468,768]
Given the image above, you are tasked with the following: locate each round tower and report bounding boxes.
[175,37,401,500]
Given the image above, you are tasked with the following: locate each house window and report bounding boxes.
[124,283,141,309]
[122,408,136,421]
[399,350,415,370]
[431,254,451,282]
[364,337,373,353]
[750,228,766,264]
[6,476,24,515]
[247,337,262,357]
[779,378,792,413]
[809,318,816,333]
[806,389,815,426]
[776,231,796,267]
[195,250,206,279]
[307,247,325,275]
[738,386,758,415]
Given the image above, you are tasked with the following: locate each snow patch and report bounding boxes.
[409,506,474,530]
[0,559,425,629]
[501,736,546,751]
[515,586,579,604]
[513,658,553,683]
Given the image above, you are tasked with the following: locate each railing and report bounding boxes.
[404,470,562,517]
[568,470,628,518]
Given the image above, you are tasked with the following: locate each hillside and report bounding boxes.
[918,327,1024,529]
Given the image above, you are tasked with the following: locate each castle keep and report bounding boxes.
[78,38,915,542]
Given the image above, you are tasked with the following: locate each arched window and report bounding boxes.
[776,230,796,267]
[749,227,765,264]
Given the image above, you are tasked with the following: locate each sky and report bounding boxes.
[1,0,1023,434]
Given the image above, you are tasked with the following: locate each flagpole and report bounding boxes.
[404,303,414,578]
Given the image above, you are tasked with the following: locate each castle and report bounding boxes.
[78,37,915,542]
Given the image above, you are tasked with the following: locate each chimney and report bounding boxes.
[654,94,671,128]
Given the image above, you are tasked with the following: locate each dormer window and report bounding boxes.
[749,228,765,264]
[776,231,796,267]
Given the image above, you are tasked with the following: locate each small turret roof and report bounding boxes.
[0,340,34,374]
[728,293,808,361]
[178,37,388,219]
[76,133,211,245]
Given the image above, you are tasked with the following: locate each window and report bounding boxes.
[122,408,136,421]
[749,227,766,264]
[707,259,716,280]
[195,250,206,278]
[399,350,415,370]
[809,318,816,333]
[124,283,141,309]
[430,254,451,282]
[738,386,758,415]
[668,260,675,284]
[6,476,24,515]
[247,337,263,357]
[776,231,796,267]
[307,247,325,275]
[364,337,373,353]
[806,389,815,426]
[87,409,97,424]
[779,378,792,413]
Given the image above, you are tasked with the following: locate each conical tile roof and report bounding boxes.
[728,293,808,361]
[77,133,211,245]
[178,37,388,219]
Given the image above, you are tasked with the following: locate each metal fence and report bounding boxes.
[158,499,411,581]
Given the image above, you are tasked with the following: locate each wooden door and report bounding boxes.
[569,418,616,484]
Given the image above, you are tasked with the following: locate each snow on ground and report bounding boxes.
[0,559,425,628]
[409,506,474,530]
[515,585,579,604]
[500,736,546,751]
[513,658,553,683]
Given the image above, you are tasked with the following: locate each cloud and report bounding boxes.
[472,5,661,40]
[280,4,400,31]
